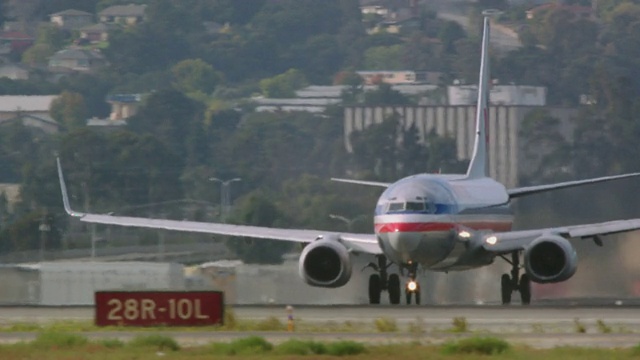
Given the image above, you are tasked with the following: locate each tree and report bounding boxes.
[127,89,203,160]
[50,91,88,129]
[171,58,222,95]
[226,191,292,264]
[21,43,55,66]
[363,83,413,106]
[35,24,66,49]
[363,45,403,70]
[259,69,308,98]
[438,20,466,53]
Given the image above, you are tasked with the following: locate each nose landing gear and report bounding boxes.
[500,251,531,305]
[404,262,420,305]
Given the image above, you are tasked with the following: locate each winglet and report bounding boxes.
[465,13,492,179]
[56,157,84,217]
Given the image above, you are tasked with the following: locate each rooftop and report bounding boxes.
[0,95,58,112]
[49,9,93,17]
[99,4,147,17]
[50,48,105,61]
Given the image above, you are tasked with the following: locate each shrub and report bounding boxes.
[574,319,586,333]
[275,339,327,355]
[326,341,366,356]
[224,307,236,329]
[32,331,88,349]
[99,338,125,349]
[596,319,612,333]
[128,334,180,351]
[374,317,398,332]
[211,336,273,355]
[255,316,285,331]
[442,336,510,355]
[451,317,468,333]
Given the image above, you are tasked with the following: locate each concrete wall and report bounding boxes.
[0,262,185,306]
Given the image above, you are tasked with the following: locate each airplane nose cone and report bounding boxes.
[387,231,421,253]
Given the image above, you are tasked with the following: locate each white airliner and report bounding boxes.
[58,14,640,305]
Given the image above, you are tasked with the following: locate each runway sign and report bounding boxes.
[95,291,224,326]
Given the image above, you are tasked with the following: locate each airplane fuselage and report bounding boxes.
[374,174,513,271]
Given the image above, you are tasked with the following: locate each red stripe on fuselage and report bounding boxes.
[375,221,512,233]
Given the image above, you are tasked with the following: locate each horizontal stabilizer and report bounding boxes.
[507,172,640,198]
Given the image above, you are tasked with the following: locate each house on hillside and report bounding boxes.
[49,9,94,30]
[0,31,35,55]
[86,93,142,128]
[108,94,142,121]
[80,23,118,42]
[0,63,30,80]
[99,4,147,25]
[526,3,595,20]
[48,48,107,73]
[0,95,61,134]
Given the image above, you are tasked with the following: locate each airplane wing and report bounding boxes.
[507,172,640,198]
[57,159,382,255]
[330,178,391,187]
[482,219,640,254]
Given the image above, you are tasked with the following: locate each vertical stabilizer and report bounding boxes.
[465,15,491,179]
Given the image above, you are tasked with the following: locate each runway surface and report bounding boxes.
[1,304,639,348]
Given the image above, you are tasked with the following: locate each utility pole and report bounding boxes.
[209,177,241,223]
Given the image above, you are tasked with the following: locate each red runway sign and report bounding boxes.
[95,291,224,327]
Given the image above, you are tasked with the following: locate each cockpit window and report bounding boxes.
[387,201,432,213]
[387,202,405,212]
[405,202,425,211]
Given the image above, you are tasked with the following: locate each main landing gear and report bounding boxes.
[500,251,531,305]
[365,255,401,304]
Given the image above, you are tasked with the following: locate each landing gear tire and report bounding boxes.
[519,274,531,305]
[388,274,401,305]
[501,274,512,305]
[369,274,381,304]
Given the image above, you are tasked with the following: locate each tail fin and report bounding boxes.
[465,15,491,179]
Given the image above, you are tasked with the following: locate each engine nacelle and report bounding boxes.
[299,238,352,288]
[524,235,577,283]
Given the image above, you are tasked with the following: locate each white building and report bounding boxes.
[448,85,547,106]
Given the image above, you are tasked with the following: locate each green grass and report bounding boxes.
[441,336,511,355]
[210,336,273,355]
[128,334,180,351]
[274,339,327,355]
[0,335,636,359]
[326,340,367,356]
[31,331,88,349]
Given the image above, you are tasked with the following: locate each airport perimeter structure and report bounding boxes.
[344,105,577,188]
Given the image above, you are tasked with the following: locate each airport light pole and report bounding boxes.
[329,214,367,232]
[38,214,50,262]
[209,177,242,223]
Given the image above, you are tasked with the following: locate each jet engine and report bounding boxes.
[299,238,352,288]
[524,235,577,283]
